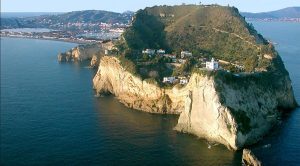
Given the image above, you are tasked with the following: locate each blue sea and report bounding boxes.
[1,22,300,166]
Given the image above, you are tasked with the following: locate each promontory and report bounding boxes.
[66,5,298,150]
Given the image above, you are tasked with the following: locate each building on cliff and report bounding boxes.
[105,49,109,55]
[206,58,219,70]
[142,49,155,55]
[157,49,166,54]
[181,51,192,58]
[179,76,189,84]
[163,77,176,84]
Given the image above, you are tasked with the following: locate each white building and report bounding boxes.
[181,51,192,58]
[179,77,189,84]
[157,49,166,54]
[160,13,166,17]
[163,77,176,84]
[178,59,186,64]
[105,49,109,55]
[206,58,219,70]
[142,49,155,55]
[164,54,177,62]
[164,54,176,59]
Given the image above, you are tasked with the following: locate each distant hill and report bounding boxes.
[0,10,133,29]
[42,10,132,24]
[1,12,63,18]
[241,7,300,19]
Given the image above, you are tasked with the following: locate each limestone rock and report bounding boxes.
[90,55,98,68]
[242,149,262,166]
[57,53,66,62]
[93,56,182,114]
[93,56,297,150]
[58,43,103,62]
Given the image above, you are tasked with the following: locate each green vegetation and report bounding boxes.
[115,4,280,85]
[123,10,169,50]
[118,55,138,76]
[229,108,251,134]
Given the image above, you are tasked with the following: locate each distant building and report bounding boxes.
[164,54,177,62]
[164,54,176,59]
[206,58,219,70]
[181,51,192,58]
[179,76,189,84]
[157,49,166,54]
[163,77,176,84]
[105,49,109,55]
[178,59,186,64]
[160,13,166,17]
[142,49,155,55]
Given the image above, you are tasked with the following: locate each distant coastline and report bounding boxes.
[241,7,300,23]
[246,18,300,22]
[0,35,89,44]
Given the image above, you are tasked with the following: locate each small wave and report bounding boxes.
[207,141,219,149]
[263,144,271,148]
[94,94,102,97]
[208,144,211,149]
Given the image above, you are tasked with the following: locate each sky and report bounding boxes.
[1,0,300,13]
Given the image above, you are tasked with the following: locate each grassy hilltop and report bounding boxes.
[116,4,283,83]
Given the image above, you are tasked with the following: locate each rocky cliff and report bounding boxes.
[58,43,102,63]
[242,149,262,166]
[93,56,297,150]
[93,56,184,114]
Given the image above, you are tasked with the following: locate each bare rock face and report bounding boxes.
[58,43,102,62]
[242,149,262,166]
[71,44,102,61]
[93,56,297,150]
[93,56,183,114]
[57,53,66,62]
[90,55,98,68]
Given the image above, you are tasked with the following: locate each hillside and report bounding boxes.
[0,10,133,29]
[242,7,300,19]
[116,4,276,83]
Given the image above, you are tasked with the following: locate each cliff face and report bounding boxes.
[93,56,297,150]
[58,43,102,62]
[242,149,262,166]
[93,56,184,114]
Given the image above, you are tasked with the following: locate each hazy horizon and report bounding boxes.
[1,6,299,15]
[1,0,300,13]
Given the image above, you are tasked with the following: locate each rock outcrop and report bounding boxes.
[90,55,99,68]
[93,56,297,150]
[58,43,102,62]
[93,56,183,114]
[242,149,262,166]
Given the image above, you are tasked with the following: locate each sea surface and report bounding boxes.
[1,22,299,166]
[249,21,300,165]
[1,28,53,33]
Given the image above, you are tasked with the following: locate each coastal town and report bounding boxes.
[1,23,128,43]
[0,10,133,43]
